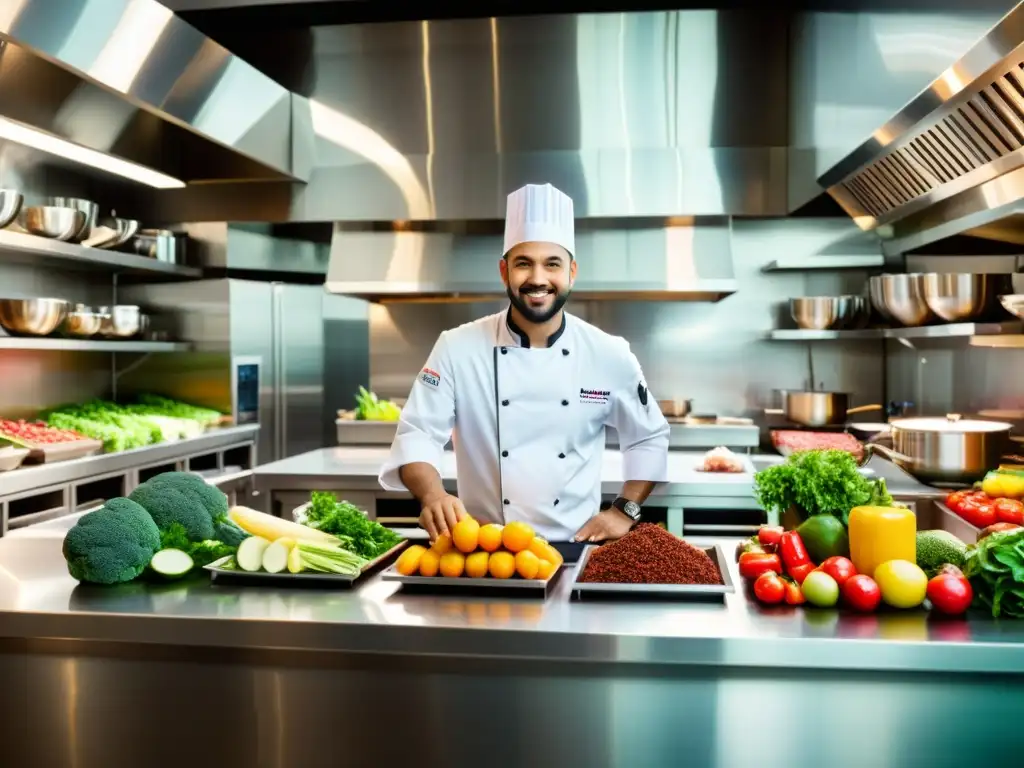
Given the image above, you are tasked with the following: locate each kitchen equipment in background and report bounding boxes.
[20,206,86,242]
[60,306,104,338]
[132,229,184,263]
[0,188,23,229]
[780,391,883,427]
[0,444,30,472]
[879,273,934,327]
[868,415,1015,485]
[1000,294,1024,320]
[835,295,870,330]
[83,216,141,250]
[921,273,1008,322]
[0,297,69,336]
[97,305,143,338]
[46,197,97,242]
[790,296,839,330]
[867,276,895,324]
[658,399,692,418]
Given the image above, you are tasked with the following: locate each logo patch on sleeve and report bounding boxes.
[637,382,649,407]
[419,367,441,388]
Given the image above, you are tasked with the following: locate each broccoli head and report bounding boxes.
[213,519,249,547]
[129,482,215,541]
[144,472,229,520]
[63,498,161,584]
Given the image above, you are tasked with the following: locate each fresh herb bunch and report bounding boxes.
[159,522,236,569]
[754,449,892,525]
[964,528,1024,618]
[304,491,403,558]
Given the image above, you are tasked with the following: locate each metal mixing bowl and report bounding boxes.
[1001,294,1024,320]
[868,275,895,323]
[97,305,142,338]
[0,298,69,336]
[880,273,934,327]
[0,188,23,229]
[47,197,98,242]
[21,206,86,242]
[834,295,870,330]
[60,309,104,338]
[790,296,840,330]
[922,273,994,322]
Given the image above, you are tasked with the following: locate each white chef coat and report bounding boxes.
[378,309,670,541]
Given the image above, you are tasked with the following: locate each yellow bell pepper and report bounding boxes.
[847,505,916,579]
[981,470,1024,500]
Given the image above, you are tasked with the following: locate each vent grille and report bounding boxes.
[840,61,1024,219]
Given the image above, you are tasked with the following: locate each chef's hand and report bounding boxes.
[419,491,468,541]
[574,507,634,543]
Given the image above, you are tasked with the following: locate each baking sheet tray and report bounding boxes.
[570,539,735,599]
[205,540,408,587]
[381,560,563,596]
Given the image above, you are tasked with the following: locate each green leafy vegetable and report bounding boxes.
[302,491,403,558]
[754,449,893,525]
[158,522,236,569]
[354,387,401,421]
[63,498,162,584]
[965,528,1024,618]
[289,540,368,575]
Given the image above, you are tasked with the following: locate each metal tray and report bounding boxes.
[570,539,736,599]
[381,560,563,595]
[205,540,408,587]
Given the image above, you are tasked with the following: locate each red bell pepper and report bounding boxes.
[738,552,783,581]
[779,531,812,570]
[757,525,784,547]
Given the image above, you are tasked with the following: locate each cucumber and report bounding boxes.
[236,536,272,572]
[150,549,194,579]
[262,541,290,574]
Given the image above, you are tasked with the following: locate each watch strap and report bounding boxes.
[612,496,641,521]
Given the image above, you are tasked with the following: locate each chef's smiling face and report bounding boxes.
[500,241,576,324]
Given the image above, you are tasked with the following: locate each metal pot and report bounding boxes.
[781,391,882,427]
[869,414,1014,485]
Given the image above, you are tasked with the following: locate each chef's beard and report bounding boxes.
[507,283,571,324]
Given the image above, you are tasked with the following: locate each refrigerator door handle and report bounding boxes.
[272,284,285,461]
[277,286,288,460]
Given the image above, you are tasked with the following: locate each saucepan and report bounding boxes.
[767,391,883,428]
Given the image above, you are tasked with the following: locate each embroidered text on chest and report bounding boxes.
[580,388,610,404]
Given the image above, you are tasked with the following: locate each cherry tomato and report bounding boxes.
[787,562,816,585]
[738,552,783,581]
[784,580,806,605]
[945,490,968,514]
[842,574,882,612]
[993,498,1024,526]
[753,571,786,604]
[819,556,857,587]
[927,566,973,616]
[757,525,784,548]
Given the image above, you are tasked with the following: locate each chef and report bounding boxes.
[378,183,670,543]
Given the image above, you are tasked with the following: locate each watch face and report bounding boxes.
[623,501,641,520]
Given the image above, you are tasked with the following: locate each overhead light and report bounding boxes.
[0,116,185,189]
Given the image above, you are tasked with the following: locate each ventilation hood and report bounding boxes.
[818,1,1024,254]
[325,218,736,302]
[0,0,308,186]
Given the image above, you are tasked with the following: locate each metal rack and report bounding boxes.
[767,322,1023,341]
[0,337,191,352]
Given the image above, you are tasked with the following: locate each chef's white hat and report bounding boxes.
[502,183,575,258]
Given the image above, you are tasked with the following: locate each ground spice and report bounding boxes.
[581,523,723,585]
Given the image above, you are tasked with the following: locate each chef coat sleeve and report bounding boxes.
[378,333,456,492]
[607,343,670,483]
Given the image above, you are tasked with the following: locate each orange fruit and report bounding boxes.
[418,549,440,577]
[536,559,557,580]
[395,545,426,576]
[528,538,563,566]
[431,532,453,555]
[502,521,535,553]
[452,518,481,554]
[488,551,516,579]
[465,551,490,578]
[439,551,466,578]
[515,549,541,580]
[478,524,504,552]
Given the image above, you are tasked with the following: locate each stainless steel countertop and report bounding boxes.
[253,446,942,501]
[0,524,1020,674]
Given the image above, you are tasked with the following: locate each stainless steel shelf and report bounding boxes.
[0,228,200,279]
[0,337,190,352]
[761,255,885,272]
[768,322,1023,341]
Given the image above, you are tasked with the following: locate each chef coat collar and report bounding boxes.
[503,307,567,348]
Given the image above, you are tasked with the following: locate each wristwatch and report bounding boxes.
[611,496,641,523]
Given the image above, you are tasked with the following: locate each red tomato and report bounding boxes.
[784,580,806,605]
[927,566,973,616]
[753,571,786,604]
[959,497,996,528]
[842,574,882,612]
[820,556,857,587]
[993,498,1024,526]
[945,490,968,514]
[787,562,816,585]
[757,525,784,547]
[738,552,783,581]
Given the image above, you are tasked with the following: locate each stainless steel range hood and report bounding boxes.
[818,1,1024,254]
[325,218,737,302]
[0,0,307,186]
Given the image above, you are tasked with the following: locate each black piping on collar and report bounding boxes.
[505,308,567,348]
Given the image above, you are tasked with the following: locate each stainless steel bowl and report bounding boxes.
[20,206,87,242]
[0,188,23,229]
[97,305,142,338]
[47,197,98,241]
[868,275,895,323]
[834,294,870,330]
[790,297,840,331]
[880,273,934,327]
[0,298,69,337]
[922,273,993,322]
[60,309,104,338]
[1001,294,1024,320]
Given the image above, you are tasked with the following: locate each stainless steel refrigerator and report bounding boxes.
[119,278,368,464]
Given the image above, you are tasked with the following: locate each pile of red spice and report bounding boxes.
[581,523,723,585]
